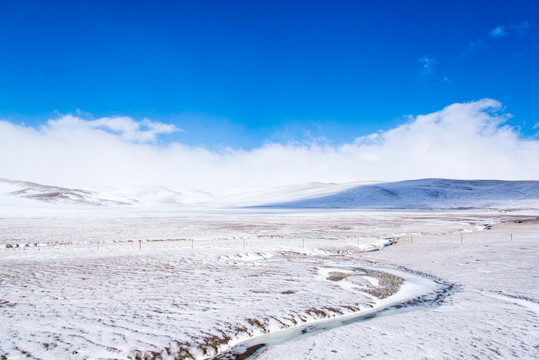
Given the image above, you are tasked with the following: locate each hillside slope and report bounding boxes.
[0,178,129,206]
[258,179,539,209]
[2,178,538,210]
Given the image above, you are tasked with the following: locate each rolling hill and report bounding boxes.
[1,178,538,211]
[256,179,539,210]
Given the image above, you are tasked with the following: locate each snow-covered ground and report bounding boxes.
[1,209,537,359]
[0,178,538,359]
[257,219,539,360]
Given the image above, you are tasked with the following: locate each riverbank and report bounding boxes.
[256,220,539,359]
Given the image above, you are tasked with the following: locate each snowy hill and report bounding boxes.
[0,178,374,209]
[210,181,379,207]
[257,179,539,210]
[0,178,129,206]
[1,178,538,211]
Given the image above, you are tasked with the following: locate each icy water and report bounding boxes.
[215,266,455,360]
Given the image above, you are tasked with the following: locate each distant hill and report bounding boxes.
[0,178,129,206]
[257,179,539,209]
[1,178,538,210]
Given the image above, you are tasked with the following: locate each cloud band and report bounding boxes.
[1,99,537,190]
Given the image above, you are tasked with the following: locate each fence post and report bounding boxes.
[460,234,463,243]
[510,233,513,241]
[139,240,142,250]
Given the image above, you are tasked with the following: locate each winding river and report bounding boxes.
[214,265,455,360]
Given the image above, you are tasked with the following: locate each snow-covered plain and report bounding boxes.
[0,179,538,359]
[257,220,539,360]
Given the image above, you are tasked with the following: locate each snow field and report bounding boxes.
[0,209,519,248]
[1,245,420,359]
[0,210,537,359]
[257,220,539,360]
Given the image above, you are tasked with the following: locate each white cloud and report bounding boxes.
[44,115,180,143]
[466,38,487,54]
[489,25,506,38]
[464,21,530,56]
[510,20,530,35]
[489,21,530,38]
[0,99,538,191]
[418,56,435,78]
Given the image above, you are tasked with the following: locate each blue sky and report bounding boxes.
[1,0,538,150]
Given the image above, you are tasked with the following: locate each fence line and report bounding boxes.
[3,229,536,253]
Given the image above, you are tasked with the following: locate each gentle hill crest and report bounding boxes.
[257,178,539,209]
[1,178,538,210]
[0,178,130,206]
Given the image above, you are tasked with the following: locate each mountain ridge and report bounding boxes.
[256,178,539,209]
[1,177,538,210]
